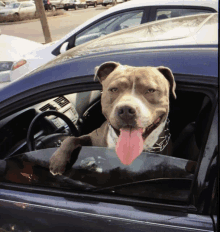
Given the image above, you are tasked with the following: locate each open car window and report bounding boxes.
[0,86,215,205]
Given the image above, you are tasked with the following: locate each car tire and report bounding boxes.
[94,2,97,7]
[103,3,106,6]
[51,5,56,11]
[64,7,68,10]
[13,13,19,19]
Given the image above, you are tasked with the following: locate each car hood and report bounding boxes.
[0,34,43,62]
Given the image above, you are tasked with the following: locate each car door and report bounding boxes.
[25,2,36,14]
[18,3,26,14]
[52,7,150,55]
[0,71,217,231]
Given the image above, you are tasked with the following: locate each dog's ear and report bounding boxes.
[94,61,120,83]
[157,66,177,99]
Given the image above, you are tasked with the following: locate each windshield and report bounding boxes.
[7,2,20,8]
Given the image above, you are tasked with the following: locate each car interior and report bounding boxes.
[0,85,215,204]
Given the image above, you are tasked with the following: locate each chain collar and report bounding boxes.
[108,119,171,153]
[144,119,171,153]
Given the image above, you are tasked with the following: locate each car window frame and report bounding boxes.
[0,75,218,212]
[51,6,150,56]
[148,5,217,22]
[75,10,146,47]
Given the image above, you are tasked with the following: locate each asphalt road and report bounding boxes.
[0,6,108,43]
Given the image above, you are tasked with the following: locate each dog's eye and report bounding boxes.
[146,89,156,94]
[109,88,118,93]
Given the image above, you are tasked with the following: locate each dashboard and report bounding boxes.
[0,90,102,159]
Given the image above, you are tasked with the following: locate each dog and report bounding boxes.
[49,61,176,176]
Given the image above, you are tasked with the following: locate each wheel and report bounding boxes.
[94,2,97,7]
[64,7,68,11]
[27,110,79,151]
[13,13,19,19]
[51,5,56,11]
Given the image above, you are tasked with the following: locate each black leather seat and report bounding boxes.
[172,96,212,161]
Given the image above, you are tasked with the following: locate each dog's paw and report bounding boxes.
[49,153,68,176]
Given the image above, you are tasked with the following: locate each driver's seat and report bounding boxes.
[172,96,212,161]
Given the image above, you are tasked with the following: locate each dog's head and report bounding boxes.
[95,61,176,164]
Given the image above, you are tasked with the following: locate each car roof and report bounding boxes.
[46,13,218,68]
[105,0,218,12]
[0,44,217,105]
[50,0,218,50]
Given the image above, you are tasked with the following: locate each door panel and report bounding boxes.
[0,188,214,232]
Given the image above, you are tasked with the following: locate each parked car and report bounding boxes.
[10,0,218,82]
[64,0,88,10]
[0,1,36,16]
[86,0,102,7]
[0,13,218,230]
[0,31,43,89]
[102,0,123,7]
[49,0,70,11]
[43,13,218,68]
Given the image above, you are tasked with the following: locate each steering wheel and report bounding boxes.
[27,110,79,151]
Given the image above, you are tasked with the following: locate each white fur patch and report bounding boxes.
[107,125,118,148]
[143,120,166,150]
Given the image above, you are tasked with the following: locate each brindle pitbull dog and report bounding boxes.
[49,61,176,175]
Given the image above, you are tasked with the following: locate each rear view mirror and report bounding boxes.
[60,42,69,54]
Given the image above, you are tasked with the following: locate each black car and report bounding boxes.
[0,15,218,232]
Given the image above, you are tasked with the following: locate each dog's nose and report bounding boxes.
[117,105,136,120]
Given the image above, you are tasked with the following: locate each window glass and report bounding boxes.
[8,3,20,8]
[156,8,212,20]
[75,10,144,46]
[0,88,213,203]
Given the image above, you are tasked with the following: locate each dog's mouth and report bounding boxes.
[112,114,166,166]
[113,114,165,139]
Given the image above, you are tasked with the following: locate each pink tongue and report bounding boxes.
[116,128,144,165]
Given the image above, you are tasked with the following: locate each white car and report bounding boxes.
[0,1,5,9]
[0,1,36,16]
[102,0,123,7]
[0,31,43,89]
[10,0,218,82]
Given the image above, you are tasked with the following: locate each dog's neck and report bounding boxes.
[107,119,170,153]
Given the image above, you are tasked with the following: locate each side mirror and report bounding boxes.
[60,42,69,54]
